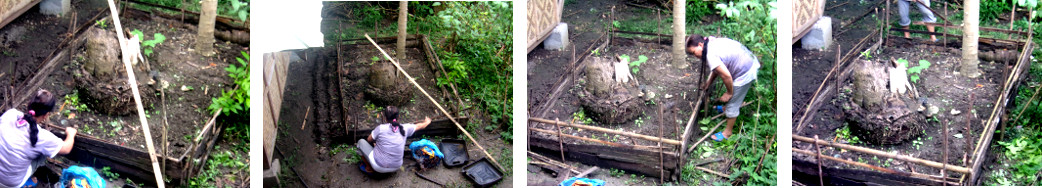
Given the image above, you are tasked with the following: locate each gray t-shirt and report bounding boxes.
[370,123,417,169]
[705,37,760,86]
[0,109,63,187]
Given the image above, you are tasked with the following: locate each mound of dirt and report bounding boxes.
[842,60,925,145]
[76,28,156,115]
[365,60,413,106]
[578,56,643,124]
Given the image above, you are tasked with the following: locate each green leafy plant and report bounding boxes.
[620,54,649,74]
[99,166,119,181]
[95,19,108,28]
[227,0,250,21]
[899,59,931,83]
[209,51,250,116]
[572,109,594,125]
[131,29,166,57]
[64,91,89,113]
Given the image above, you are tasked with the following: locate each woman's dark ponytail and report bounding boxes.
[25,90,56,147]
[384,106,405,137]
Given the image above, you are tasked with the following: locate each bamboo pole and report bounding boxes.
[529,127,665,150]
[686,120,724,152]
[105,0,163,186]
[529,117,682,145]
[195,108,223,143]
[300,106,311,130]
[792,148,960,185]
[364,34,504,171]
[792,135,970,174]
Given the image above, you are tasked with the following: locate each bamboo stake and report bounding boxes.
[300,106,311,130]
[792,148,960,185]
[364,34,503,171]
[555,118,565,162]
[793,135,970,174]
[814,135,824,185]
[529,118,682,145]
[104,0,163,186]
[658,105,665,184]
[686,120,725,152]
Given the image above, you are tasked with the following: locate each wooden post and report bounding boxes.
[364,34,504,171]
[961,0,982,78]
[396,1,408,60]
[104,0,164,186]
[555,118,565,162]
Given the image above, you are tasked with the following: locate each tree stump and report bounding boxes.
[578,57,643,124]
[364,60,413,106]
[76,28,157,115]
[842,60,925,145]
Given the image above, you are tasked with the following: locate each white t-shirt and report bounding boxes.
[0,109,63,187]
[704,37,760,86]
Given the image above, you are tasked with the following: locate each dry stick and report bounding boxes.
[793,135,971,174]
[943,116,949,186]
[364,34,504,171]
[528,151,581,174]
[576,166,599,178]
[814,135,824,185]
[104,0,163,186]
[300,106,311,130]
[528,127,665,150]
[693,166,730,178]
[827,1,851,10]
[1013,84,1042,121]
[754,135,775,173]
[529,118,682,145]
[686,120,725,153]
[792,148,960,185]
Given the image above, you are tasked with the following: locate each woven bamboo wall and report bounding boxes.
[263,51,291,169]
[793,0,825,43]
[527,0,563,52]
[0,0,39,29]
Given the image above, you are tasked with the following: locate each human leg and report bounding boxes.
[913,0,938,41]
[714,83,752,139]
[897,0,912,37]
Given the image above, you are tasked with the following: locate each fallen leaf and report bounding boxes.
[68,113,75,119]
[976,84,983,88]
[954,133,964,138]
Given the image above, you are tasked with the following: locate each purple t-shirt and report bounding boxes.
[705,37,760,86]
[0,109,63,187]
[370,123,417,169]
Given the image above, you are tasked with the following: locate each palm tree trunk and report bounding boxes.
[961,0,981,78]
[397,1,408,61]
[196,0,217,56]
[672,0,687,69]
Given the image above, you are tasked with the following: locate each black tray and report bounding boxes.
[461,157,503,187]
[439,139,469,167]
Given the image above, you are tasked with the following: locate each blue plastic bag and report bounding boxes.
[58,166,106,188]
[559,177,606,186]
[409,139,445,159]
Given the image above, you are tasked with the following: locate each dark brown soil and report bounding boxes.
[792,0,1011,184]
[37,12,244,158]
